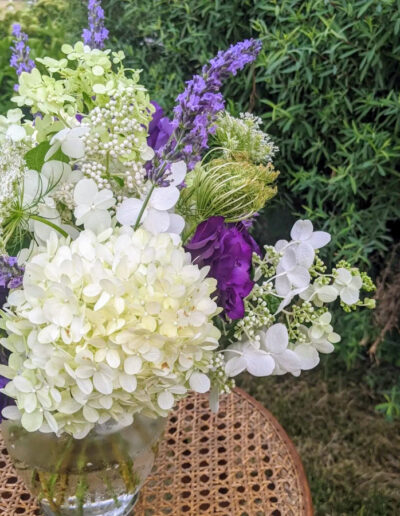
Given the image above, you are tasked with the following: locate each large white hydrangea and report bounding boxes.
[0,227,220,438]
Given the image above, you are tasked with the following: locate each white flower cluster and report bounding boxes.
[0,140,27,229]
[225,219,369,379]
[79,87,152,194]
[0,228,220,438]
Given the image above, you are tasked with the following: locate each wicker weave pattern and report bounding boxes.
[0,388,312,515]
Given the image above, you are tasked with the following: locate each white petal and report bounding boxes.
[124,356,142,375]
[143,208,170,233]
[44,411,58,432]
[295,242,315,268]
[351,275,363,289]
[225,355,247,377]
[169,160,187,186]
[61,138,85,159]
[21,411,43,432]
[275,275,291,296]
[2,405,21,420]
[93,371,113,395]
[151,185,179,210]
[336,268,352,285]
[245,350,275,377]
[119,373,137,393]
[294,344,320,370]
[83,405,99,423]
[106,349,120,369]
[309,231,331,249]
[168,213,185,234]
[94,189,116,210]
[74,178,98,205]
[116,198,143,226]
[189,372,210,393]
[287,267,310,288]
[340,286,360,305]
[280,248,297,271]
[263,323,289,353]
[290,220,313,241]
[275,239,288,252]
[157,391,174,410]
[318,285,338,303]
[42,160,71,185]
[83,210,111,233]
[274,349,302,372]
[6,124,26,142]
[13,376,34,393]
[313,339,335,354]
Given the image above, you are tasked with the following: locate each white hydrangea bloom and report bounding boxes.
[0,108,26,143]
[116,161,186,237]
[225,323,301,378]
[0,227,220,438]
[73,178,115,233]
[46,126,89,160]
[333,268,362,305]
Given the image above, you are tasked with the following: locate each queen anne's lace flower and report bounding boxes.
[0,227,220,438]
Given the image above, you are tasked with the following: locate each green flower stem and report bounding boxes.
[29,215,69,238]
[134,184,155,230]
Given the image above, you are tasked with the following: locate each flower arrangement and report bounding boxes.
[0,34,376,445]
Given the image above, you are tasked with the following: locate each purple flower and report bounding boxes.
[0,255,24,308]
[147,102,174,152]
[9,24,35,89]
[186,217,260,320]
[147,39,262,185]
[82,0,109,49]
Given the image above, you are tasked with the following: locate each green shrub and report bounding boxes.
[103,0,400,363]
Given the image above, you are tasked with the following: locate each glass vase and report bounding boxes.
[1,414,166,516]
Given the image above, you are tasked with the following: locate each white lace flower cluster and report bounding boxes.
[0,227,220,438]
[225,219,373,379]
[79,87,152,193]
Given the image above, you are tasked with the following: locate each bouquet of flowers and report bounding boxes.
[0,36,376,439]
[0,9,378,509]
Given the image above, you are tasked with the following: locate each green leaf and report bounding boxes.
[24,141,51,172]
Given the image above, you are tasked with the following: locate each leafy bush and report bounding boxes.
[103,0,400,364]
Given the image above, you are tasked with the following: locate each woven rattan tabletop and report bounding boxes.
[0,388,312,515]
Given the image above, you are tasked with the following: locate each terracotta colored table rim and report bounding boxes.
[0,388,313,515]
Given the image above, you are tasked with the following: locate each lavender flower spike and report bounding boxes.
[9,24,35,90]
[0,255,24,307]
[148,39,262,184]
[82,0,109,50]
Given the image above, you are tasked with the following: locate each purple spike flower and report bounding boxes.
[0,255,24,308]
[82,0,109,50]
[9,24,35,91]
[147,39,262,185]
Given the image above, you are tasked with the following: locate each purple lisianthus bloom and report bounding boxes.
[186,216,260,320]
[147,102,174,152]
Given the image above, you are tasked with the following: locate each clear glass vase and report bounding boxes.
[1,415,166,516]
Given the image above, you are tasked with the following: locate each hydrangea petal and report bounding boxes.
[290,220,313,241]
[189,372,210,393]
[157,391,174,410]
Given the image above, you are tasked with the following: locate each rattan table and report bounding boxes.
[0,388,312,515]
